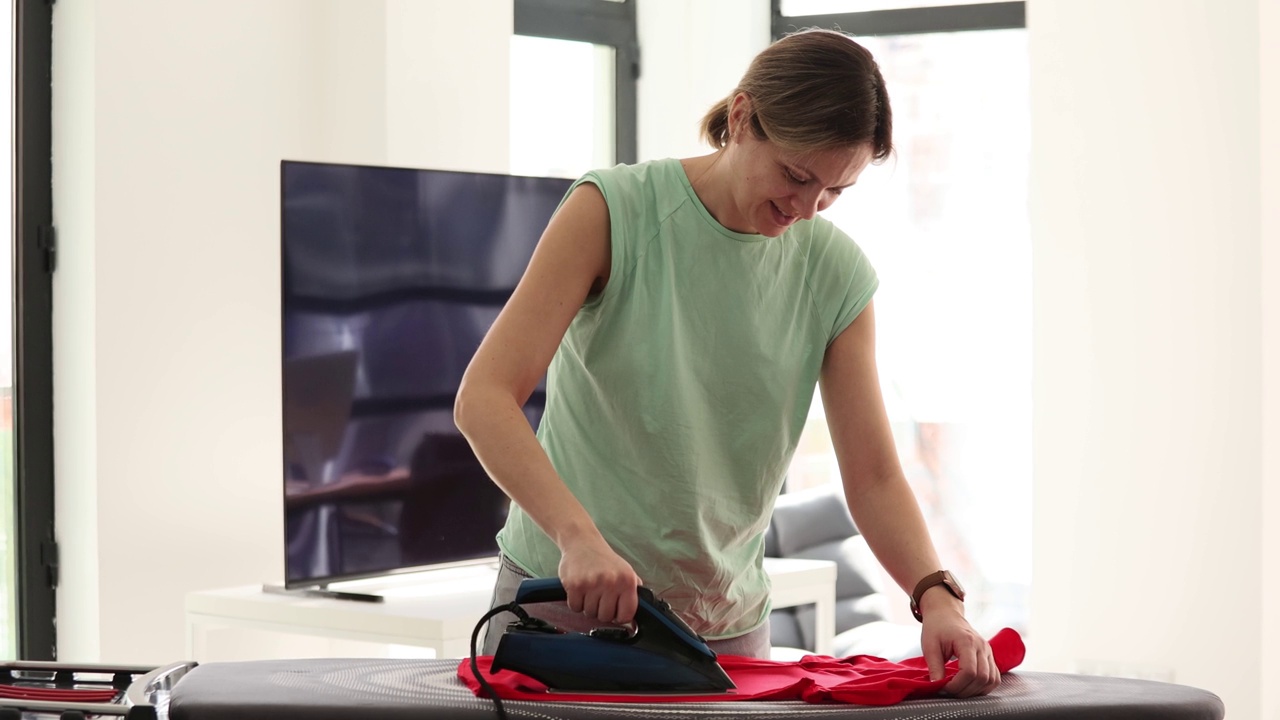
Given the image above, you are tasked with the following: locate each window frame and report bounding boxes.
[514,0,639,164]
[772,0,1024,38]
[13,0,57,660]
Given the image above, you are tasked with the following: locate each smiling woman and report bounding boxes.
[679,28,890,236]
[459,26,1002,696]
[679,128,873,236]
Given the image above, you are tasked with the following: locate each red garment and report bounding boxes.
[458,627,1024,705]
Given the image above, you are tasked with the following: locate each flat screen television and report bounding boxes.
[281,159,573,588]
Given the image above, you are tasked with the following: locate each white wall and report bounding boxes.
[1261,0,1279,717]
[50,0,99,663]
[384,1,510,173]
[51,0,511,664]
[309,1,389,165]
[1028,0,1268,717]
[637,0,771,161]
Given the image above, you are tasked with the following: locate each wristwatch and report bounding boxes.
[910,570,965,622]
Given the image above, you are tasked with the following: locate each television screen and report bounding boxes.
[281,160,573,587]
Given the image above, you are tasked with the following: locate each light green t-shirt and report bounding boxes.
[496,158,878,639]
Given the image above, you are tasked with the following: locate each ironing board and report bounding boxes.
[166,658,1224,720]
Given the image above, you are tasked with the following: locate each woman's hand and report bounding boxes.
[919,591,1001,697]
[558,538,642,625]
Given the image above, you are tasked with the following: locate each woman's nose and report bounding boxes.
[797,189,823,219]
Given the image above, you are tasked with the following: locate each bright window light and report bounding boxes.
[787,28,1031,636]
[510,35,615,179]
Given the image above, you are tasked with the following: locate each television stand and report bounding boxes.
[186,558,836,661]
[261,583,384,604]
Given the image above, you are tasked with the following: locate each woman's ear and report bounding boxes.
[727,93,754,143]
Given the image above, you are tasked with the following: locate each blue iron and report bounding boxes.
[489,577,736,694]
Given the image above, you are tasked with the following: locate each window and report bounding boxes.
[777,3,1030,636]
[510,35,616,178]
[511,0,638,177]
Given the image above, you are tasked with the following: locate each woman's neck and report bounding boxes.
[680,151,747,233]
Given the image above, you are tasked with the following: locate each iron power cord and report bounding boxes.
[470,602,526,720]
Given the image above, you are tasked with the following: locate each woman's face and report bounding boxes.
[722,95,875,237]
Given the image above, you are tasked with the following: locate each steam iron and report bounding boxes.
[489,577,736,694]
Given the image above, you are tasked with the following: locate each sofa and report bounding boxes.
[765,485,923,660]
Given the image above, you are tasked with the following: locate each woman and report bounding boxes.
[455,28,1000,697]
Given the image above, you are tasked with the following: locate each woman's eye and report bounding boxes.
[785,170,806,184]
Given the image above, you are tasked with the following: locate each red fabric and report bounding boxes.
[458,627,1024,705]
[0,686,121,703]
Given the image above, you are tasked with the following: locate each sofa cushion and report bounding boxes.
[793,593,889,652]
[831,620,922,661]
[770,486,859,557]
[766,485,891,653]
[768,609,803,650]
[789,535,882,598]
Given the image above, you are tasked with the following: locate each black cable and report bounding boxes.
[470,602,528,720]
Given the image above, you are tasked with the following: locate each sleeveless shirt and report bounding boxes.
[496,158,878,638]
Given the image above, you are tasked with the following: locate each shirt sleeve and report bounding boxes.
[805,219,879,345]
[556,164,646,310]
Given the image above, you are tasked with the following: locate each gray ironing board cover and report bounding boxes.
[166,658,1224,720]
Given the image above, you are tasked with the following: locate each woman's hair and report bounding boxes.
[699,29,893,162]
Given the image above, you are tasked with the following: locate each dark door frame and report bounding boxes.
[772,1,1024,38]
[14,0,57,660]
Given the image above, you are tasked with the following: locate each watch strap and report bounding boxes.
[910,570,962,622]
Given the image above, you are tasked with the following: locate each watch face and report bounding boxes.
[943,571,966,599]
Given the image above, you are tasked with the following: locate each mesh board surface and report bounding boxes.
[167,659,1224,720]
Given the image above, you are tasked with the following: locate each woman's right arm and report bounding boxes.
[454,183,642,625]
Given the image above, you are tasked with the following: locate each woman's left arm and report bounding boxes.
[819,300,1000,697]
